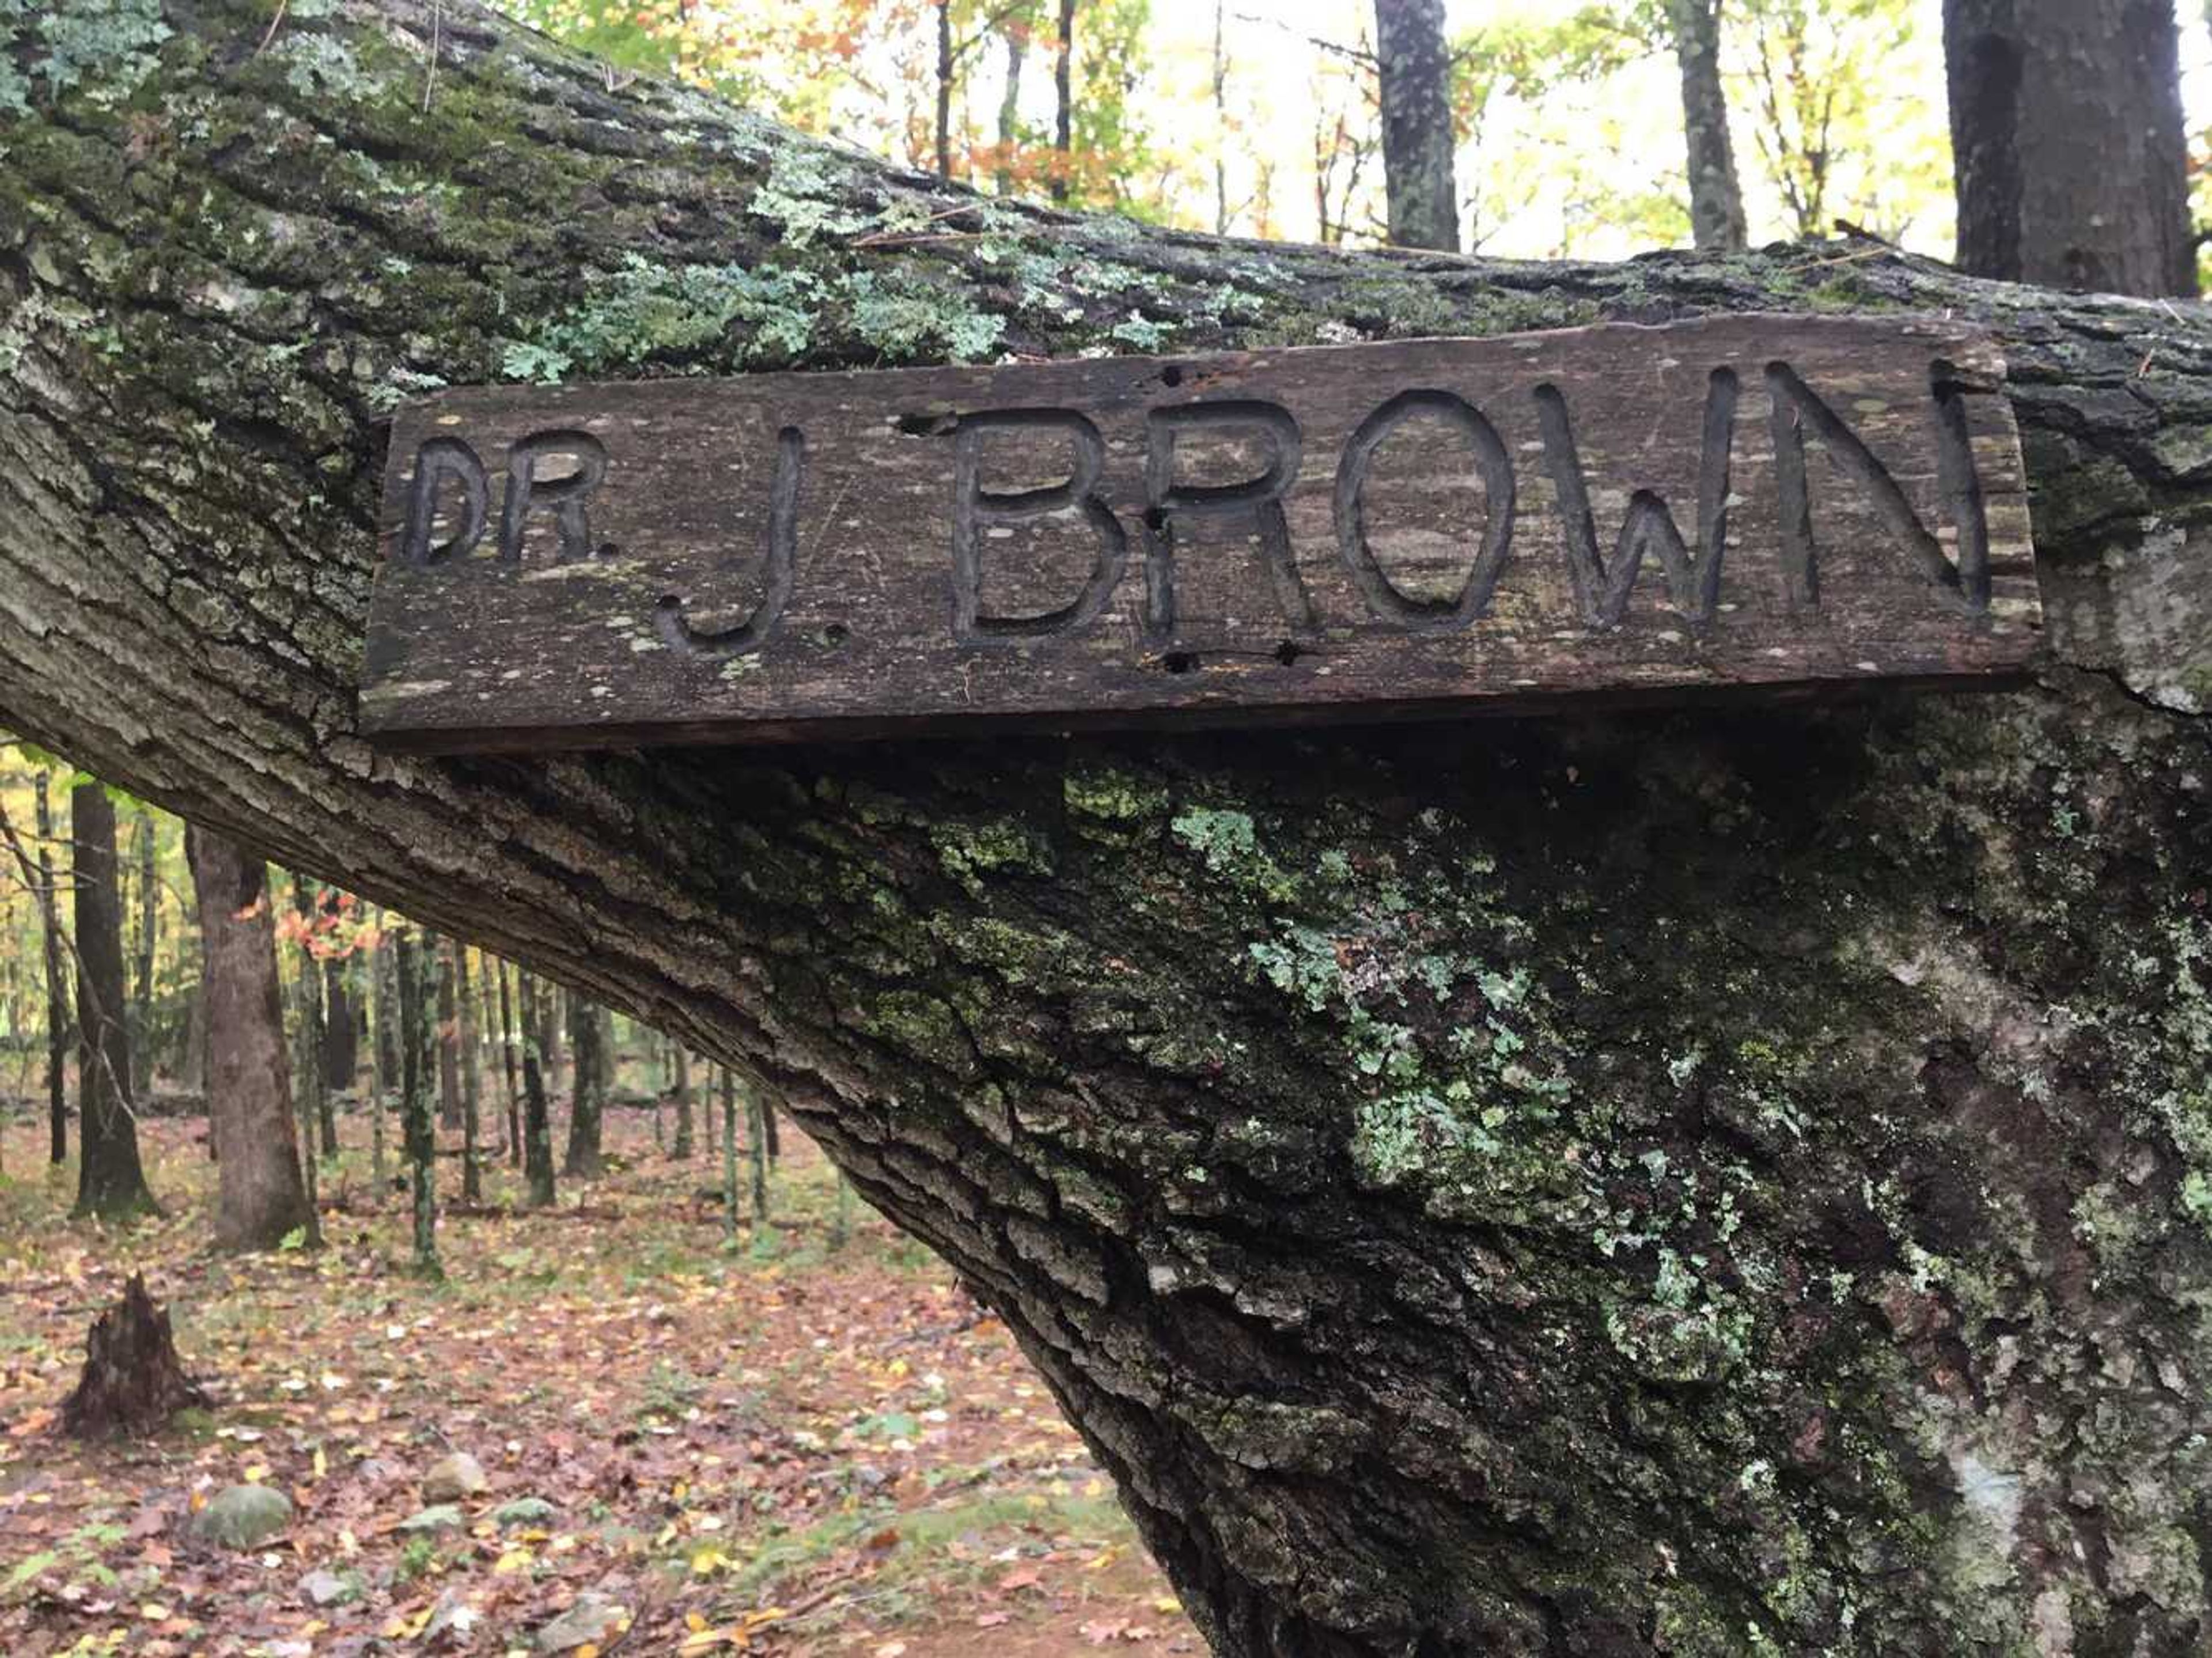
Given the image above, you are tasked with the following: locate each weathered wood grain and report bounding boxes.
[359,315,2040,751]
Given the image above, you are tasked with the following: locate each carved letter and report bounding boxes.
[497,430,608,564]
[1535,369,1738,627]
[1142,401,1312,639]
[657,426,806,659]
[1767,360,1990,613]
[1334,390,1515,631]
[399,437,488,567]
[952,410,1127,641]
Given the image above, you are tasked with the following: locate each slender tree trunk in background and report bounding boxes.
[743,1080,770,1224]
[934,0,955,181]
[1211,0,1230,236]
[763,1099,781,1165]
[287,876,332,1159]
[369,929,389,1194]
[433,932,461,1130]
[544,983,566,1099]
[32,773,69,1166]
[495,956,520,1163]
[1372,0,1460,251]
[648,1031,664,1148]
[1668,0,1748,252]
[562,997,606,1178]
[14,6,2212,1646]
[322,951,357,1093]
[995,21,1026,195]
[720,1066,738,1240]
[672,1044,694,1159]
[69,785,154,1221]
[185,826,312,1250]
[1051,0,1076,203]
[396,930,440,1275]
[373,930,400,1087]
[701,1051,715,1157]
[128,808,156,1096]
[1945,0,2198,296]
[518,970,556,1207]
[456,939,482,1202]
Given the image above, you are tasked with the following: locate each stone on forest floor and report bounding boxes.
[421,1451,488,1502]
[298,1567,359,1607]
[493,1496,556,1527]
[189,1484,293,1550]
[397,1503,465,1534]
[534,1591,624,1652]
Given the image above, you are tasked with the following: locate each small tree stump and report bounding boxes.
[61,1273,208,1438]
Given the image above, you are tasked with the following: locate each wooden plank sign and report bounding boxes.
[359,315,2040,752]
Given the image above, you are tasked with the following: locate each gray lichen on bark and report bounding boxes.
[3,3,2212,1651]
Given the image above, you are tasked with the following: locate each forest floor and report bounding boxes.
[0,1095,1195,1657]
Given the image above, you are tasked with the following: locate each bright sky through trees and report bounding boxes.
[503,0,2212,268]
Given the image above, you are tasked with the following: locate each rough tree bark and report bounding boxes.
[1372,0,1460,251]
[69,785,154,1220]
[185,824,312,1250]
[1944,0,2198,298]
[1666,0,1747,253]
[3,2,2212,1649]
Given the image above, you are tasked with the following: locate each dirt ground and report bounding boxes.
[0,1097,1199,1656]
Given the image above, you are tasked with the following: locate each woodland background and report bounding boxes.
[3,0,2210,1653]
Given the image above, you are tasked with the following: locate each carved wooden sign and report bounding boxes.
[360,315,2040,751]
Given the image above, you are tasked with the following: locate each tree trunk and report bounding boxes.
[32,772,69,1165]
[1945,0,2198,296]
[433,930,461,1130]
[995,20,1026,196]
[1210,0,1230,236]
[700,1045,714,1157]
[290,875,339,1156]
[128,807,157,1096]
[5,3,2212,1647]
[934,0,955,183]
[60,1274,207,1438]
[396,929,440,1274]
[323,951,358,1093]
[1667,0,1747,252]
[495,955,521,1163]
[185,825,312,1250]
[743,1077,770,1224]
[369,923,390,1193]
[69,784,155,1221]
[672,1043,694,1159]
[518,971,556,1207]
[562,996,606,1178]
[455,938,482,1201]
[1051,0,1076,203]
[720,1064,740,1240]
[1372,0,1460,251]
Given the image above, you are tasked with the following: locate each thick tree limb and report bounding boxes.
[5,3,2212,1651]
